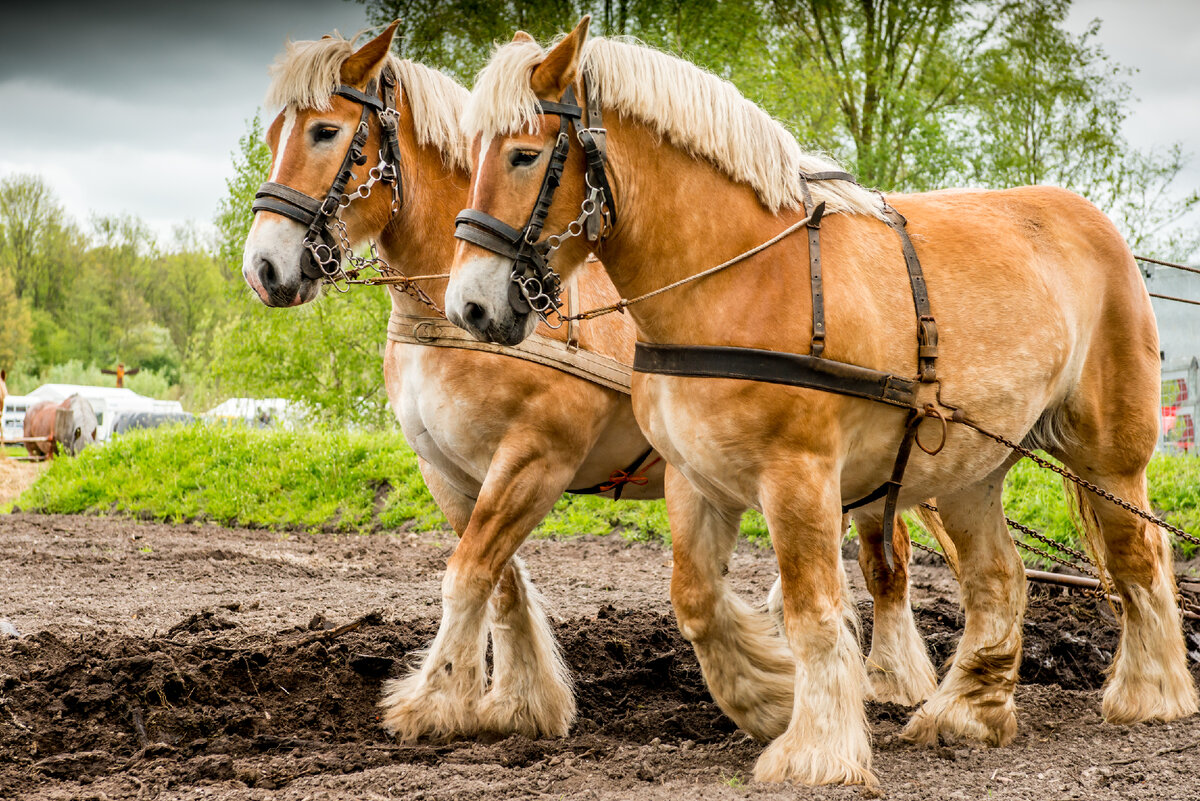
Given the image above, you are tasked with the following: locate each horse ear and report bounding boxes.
[531,15,590,98]
[341,21,400,86]
[512,30,535,44]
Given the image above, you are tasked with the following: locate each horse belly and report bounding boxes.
[632,374,774,508]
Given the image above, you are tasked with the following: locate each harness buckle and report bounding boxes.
[917,315,939,382]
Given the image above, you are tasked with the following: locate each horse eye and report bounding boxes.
[510,150,540,168]
[313,126,340,142]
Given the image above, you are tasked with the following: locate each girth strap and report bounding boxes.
[388,312,633,394]
[567,447,655,500]
[632,342,917,407]
[842,408,924,570]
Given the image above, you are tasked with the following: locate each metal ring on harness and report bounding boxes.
[916,404,948,456]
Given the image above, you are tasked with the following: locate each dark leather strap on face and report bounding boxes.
[252,182,323,226]
[633,342,917,407]
[535,99,583,118]
[453,209,529,262]
[333,84,385,111]
[454,73,617,319]
[252,67,405,282]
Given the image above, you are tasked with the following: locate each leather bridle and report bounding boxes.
[252,68,406,287]
[453,74,616,324]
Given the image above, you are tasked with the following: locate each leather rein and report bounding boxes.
[454,76,946,569]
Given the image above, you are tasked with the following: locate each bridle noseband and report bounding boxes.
[453,75,616,324]
[252,68,406,288]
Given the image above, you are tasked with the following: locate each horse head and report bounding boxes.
[242,23,402,307]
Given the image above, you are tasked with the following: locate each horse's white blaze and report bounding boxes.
[472,134,492,198]
[268,108,296,182]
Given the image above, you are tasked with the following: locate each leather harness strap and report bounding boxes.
[799,173,827,357]
[883,205,939,382]
[386,311,633,394]
[633,343,917,408]
[567,447,656,499]
[631,173,940,570]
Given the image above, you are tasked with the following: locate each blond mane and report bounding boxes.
[265,32,470,173]
[466,36,885,218]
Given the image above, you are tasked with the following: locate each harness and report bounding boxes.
[454,78,944,569]
[252,68,406,287]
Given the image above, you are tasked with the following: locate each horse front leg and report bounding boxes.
[754,461,874,786]
[380,446,577,741]
[666,466,795,742]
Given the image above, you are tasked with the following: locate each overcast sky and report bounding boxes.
[1,0,1197,244]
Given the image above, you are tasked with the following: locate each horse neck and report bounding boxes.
[597,119,812,344]
[375,135,469,319]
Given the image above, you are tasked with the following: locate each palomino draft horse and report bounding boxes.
[242,25,663,741]
[448,19,1197,786]
[241,25,938,745]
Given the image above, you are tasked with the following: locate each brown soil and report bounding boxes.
[2,513,1199,800]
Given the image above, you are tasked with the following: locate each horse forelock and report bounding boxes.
[466,36,886,219]
[265,32,470,173]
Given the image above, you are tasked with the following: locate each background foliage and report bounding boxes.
[13,425,1198,562]
[0,0,1196,424]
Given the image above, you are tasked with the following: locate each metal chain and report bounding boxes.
[917,501,1099,578]
[959,419,1200,548]
[1005,517,1099,577]
[296,146,445,315]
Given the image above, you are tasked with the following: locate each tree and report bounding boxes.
[358,0,1197,258]
[357,0,766,85]
[0,174,85,316]
[0,265,32,368]
[203,114,394,425]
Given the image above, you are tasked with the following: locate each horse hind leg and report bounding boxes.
[478,555,575,737]
[856,512,937,706]
[666,466,795,743]
[903,464,1024,747]
[1068,475,1197,723]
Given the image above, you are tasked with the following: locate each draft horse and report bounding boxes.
[447,18,1197,786]
[241,25,940,746]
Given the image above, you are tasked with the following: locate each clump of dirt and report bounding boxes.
[0,606,734,796]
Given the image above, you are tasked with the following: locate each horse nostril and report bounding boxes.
[258,256,279,292]
[464,302,491,330]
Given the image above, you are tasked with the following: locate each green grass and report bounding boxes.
[10,426,1198,561]
[9,424,686,540]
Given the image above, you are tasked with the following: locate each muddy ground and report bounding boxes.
[2,513,1199,801]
